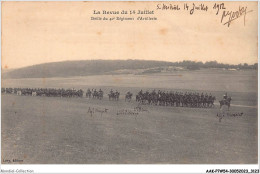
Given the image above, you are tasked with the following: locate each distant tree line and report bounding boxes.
[3,59,257,79]
[172,60,258,70]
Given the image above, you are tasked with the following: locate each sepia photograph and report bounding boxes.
[1,0,258,168]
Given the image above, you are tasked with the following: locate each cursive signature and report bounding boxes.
[221,6,253,27]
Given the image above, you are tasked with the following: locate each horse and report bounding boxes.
[1,88,6,93]
[86,90,92,98]
[92,91,99,99]
[109,92,120,101]
[219,97,232,110]
[32,92,37,96]
[115,92,120,101]
[108,93,115,101]
[76,89,83,97]
[136,94,141,102]
[98,91,103,100]
[17,90,22,96]
[208,96,216,107]
[125,92,133,102]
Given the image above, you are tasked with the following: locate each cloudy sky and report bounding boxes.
[2,1,258,69]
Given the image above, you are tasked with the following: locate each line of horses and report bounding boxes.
[86,89,103,100]
[1,87,119,101]
[2,87,83,98]
[1,87,231,109]
[135,90,216,108]
[86,89,120,100]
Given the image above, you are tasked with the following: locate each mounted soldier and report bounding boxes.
[110,89,114,95]
[86,88,91,98]
[223,92,228,100]
[115,90,120,101]
[125,91,133,102]
[98,89,103,99]
[220,92,232,110]
[92,89,98,98]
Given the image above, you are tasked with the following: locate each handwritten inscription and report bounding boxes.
[221,6,253,27]
[87,107,108,117]
[117,109,139,116]
[189,3,208,15]
[116,106,150,117]
[134,106,149,113]
[91,2,253,27]
[227,112,244,117]
[213,3,226,15]
[217,112,244,122]
[157,4,180,11]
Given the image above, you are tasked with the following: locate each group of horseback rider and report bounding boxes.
[1,87,84,97]
[135,90,216,108]
[86,88,120,101]
[108,89,120,101]
[86,88,103,99]
[2,87,231,109]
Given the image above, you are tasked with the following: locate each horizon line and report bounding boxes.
[2,59,258,70]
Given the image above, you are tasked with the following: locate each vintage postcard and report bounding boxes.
[1,0,258,172]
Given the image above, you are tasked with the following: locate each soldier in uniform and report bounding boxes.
[110,89,114,95]
[223,92,227,100]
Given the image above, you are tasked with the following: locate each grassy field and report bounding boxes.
[1,69,258,164]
